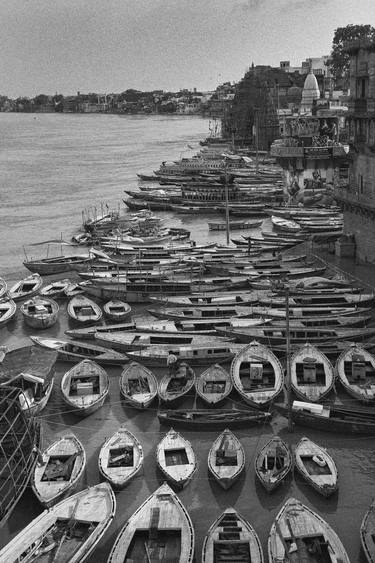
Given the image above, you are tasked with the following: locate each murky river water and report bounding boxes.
[0,113,374,562]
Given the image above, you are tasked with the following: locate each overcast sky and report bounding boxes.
[1,0,374,97]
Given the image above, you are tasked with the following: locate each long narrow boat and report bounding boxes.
[291,343,335,402]
[98,426,143,489]
[202,508,264,563]
[259,291,375,307]
[67,294,102,324]
[230,341,284,407]
[95,330,229,351]
[119,361,158,408]
[277,400,375,434]
[255,436,292,492]
[208,429,245,489]
[0,482,116,563]
[32,433,86,507]
[66,321,137,340]
[335,344,375,403]
[158,362,195,404]
[0,299,17,327]
[148,304,256,320]
[9,273,42,301]
[21,296,59,329]
[294,436,338,497]
[250,305,371,318]
[30,335,129,365]
[103,299,131,321]
[61,359,109,416]
[0,345,57,416]
[149,291,259,307]
[23,254,91,275]
[158,408,272,429]
[196,364,232,405]
[208,219,263,230]
[107,482,194,563]
[127,344,240,367]
[361,500,375,563]
[268,497,350,562]
[156,428,197,488]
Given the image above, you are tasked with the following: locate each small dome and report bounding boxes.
[300,70,320,113]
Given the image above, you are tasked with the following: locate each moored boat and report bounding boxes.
[0,277,7,299]
[107,482,194,563]
[361,500,375,563]
[21,296,59,329]
[23,254,91,275]
[230,341,284,407]
[120,361,158,408]
[127,344,239,367]
[202,508,264,563]
[268,497,350,562]
[30,335,129,365]
[195,364,232,405]
[67,294,102,324]
[0,345,57,416]
[31,433,86,507]
[40,278,72,298]
[61,359,109,416]
[9,273,42,301]
[291,343,335,402]
[0,299,17,327]
[98,426,143,489]
[158,362,195,404]
[156,428,197,488]
[158,408,272,429]
[335,344,375,403]
[255,436,292,492]
[208,429,245,489]
[0,482,116,563]
[103,299,132,322]
[294,436,338,497]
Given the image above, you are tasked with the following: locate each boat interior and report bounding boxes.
[284,533,335,563]
[108,446,134,468]
[259,451,286,474]
[296,359,326,386]
[238,361,275,390]
[69,375,100,396]
[26,303,54,314]
[203,380,227,394]
[165,447,189,466]
[300,456,332,476]
[41,454,77,481]
[344,355,375,384]
[213,513,251,562]
[128,377,150,395]
[126,528,182,562]
[73,305,96,317]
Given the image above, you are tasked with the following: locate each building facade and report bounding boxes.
[334,40,375,263]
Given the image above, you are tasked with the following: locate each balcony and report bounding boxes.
[271,143,347,159]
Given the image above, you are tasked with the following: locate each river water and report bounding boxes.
[0,113,373,562]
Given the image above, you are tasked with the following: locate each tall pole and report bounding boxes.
[285,285,293,432]
[224,166,230,245]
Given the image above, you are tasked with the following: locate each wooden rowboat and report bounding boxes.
[294,436,338,497]
[156,428,197,488]
[67,294,102,324]
[335,344,375,403]
[196,364,232,405]
[127,344,238,367]
[107,482,194,563]
[158,363,195,404]
[255,436,292,492]
[21,296,59,329]
[0,299,17,327]
[31,433,86,507]
[30,335,128,365]
[61,359,109,416]
[40,278,72,298]
[0,345,57,416]
[120,361,158,408]
[208,219,263,230]
[9,273,42,301]
[202,508,264,563]
[361,500,375,563]
[158,408,272,429]
[208,429,245,490]
[230,341,284,407]
[103,299,132,322]
[268,497,349,562]
[0,482,116,563]
[291,343,335,402]
[98,426,143,489]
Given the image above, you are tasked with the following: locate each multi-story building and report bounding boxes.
[334,39,375,263]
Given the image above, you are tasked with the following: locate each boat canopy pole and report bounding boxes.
[285,285,293,432]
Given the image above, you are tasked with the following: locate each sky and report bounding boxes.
[1,0,375,98]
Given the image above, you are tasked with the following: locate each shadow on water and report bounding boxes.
[293,470,339,513]
[254,471,293,509]
[207,464,247,509]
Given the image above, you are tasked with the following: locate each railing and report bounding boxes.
[271,144,347,158]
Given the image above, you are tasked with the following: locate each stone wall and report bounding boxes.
[343,209,375,263]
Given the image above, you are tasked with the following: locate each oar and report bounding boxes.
[51,497,81,562]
